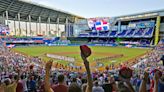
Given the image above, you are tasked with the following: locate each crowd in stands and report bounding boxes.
[1,37,72,45]
[0,24,10,35]
[2,37,32,42]
[0,37,163,92]
[2,37,34,44]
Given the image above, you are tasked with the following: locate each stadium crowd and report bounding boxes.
[0,38,163,92]
[0,25,10,35]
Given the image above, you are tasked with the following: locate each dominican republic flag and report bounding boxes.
[95,21,109,31]
[88,20,96,30]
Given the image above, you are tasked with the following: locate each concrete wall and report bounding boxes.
[7,20,65,37]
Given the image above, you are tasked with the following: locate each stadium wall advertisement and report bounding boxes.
[47,43,117,46]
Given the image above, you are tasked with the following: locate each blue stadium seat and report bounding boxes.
[134,29,144,37]
[89,32,98,37]
[99,31,109,37]
[144,28,154,37]
[109,31,117,37]
[117,30,128,37]
[79,33,89,37]
[140,39,151,45]
[126,29,135,37]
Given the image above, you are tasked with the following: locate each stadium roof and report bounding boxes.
[0,0,84,24]
[116,9,164,21]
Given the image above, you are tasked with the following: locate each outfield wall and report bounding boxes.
[12,42,153,49]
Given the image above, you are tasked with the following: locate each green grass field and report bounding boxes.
[12,46,150,67]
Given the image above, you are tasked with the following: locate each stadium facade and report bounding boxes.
[74,10,164,46]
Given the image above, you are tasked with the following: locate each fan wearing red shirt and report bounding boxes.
[16,80,24,92]
[51,74,68,92]
[44,60,68,92]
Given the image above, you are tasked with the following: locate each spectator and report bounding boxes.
[102,77,113,92]
[68,83,82,92]
[92,81,104,92]
[20,75,28,92]
[44,60,68,92]
[51,74,68,92]
[4,74,19,92]
[29,76,37,92]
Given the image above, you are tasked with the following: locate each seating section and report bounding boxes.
[99,31,109,36]
[117,30,128,37]
[126,29,135,37]
[134,29,144,37]
[90,39,116,44]
[89,32,98,37]
[78,27,154,38]
[144,28,154,37]
[109,31,117,37]
[2,37,63,44]
[0,24,10,35]
[79,33,89,37]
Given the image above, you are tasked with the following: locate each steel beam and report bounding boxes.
[25,20,28,37]
[65,18,68,37]
[39,16,41,34]
[18,13,21,36]
[5,11,8,25]
[14,18,16,35]
[6,0,15,11]
[36,22,38,36]
[48,17,51,36]
[18,3,25,14]
[2,12,5,24]
[57,17,59,36]
[28,15,31,36]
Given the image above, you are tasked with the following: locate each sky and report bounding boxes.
[24,0,164,18]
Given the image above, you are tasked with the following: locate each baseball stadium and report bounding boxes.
[0,0,164,92]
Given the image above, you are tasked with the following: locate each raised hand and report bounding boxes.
[44,59,53,92]
[80,46,93,92]
[81,52,89,69]
[139,71,149,92]
[45,59,53,70]
[154,71,160,83]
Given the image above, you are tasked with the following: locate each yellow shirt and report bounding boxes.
[4,82,17,92]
